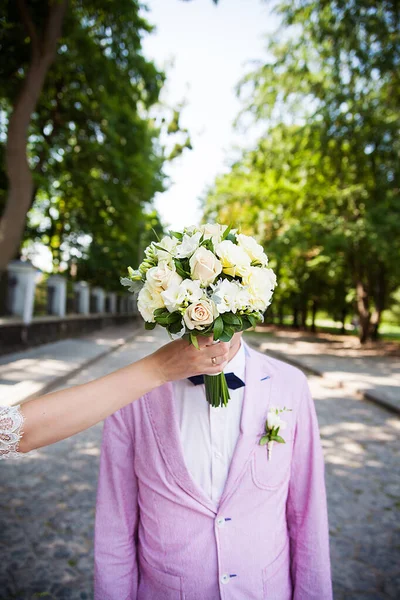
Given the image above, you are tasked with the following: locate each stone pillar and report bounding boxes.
[47,275,67,317]
[108,292,117,314]
[119,296,127,313]
[127,295,136,315]
[6,260,38,324]
[74,281,90,315]
[92,287,105,313]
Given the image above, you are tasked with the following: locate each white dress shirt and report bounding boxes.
[173,340,246,504]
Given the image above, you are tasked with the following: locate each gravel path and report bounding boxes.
[1,330,399,599]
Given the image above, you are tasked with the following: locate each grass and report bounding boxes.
[258,314,400,343]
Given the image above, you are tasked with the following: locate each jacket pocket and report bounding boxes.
[262,538,292,600]
[139,555,183,600]
[251,430,293,490]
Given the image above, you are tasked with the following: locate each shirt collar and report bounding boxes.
[222,337,245,381]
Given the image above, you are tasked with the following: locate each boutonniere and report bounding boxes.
[259,405,292,461]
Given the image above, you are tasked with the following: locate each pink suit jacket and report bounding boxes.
[94,343,333,600]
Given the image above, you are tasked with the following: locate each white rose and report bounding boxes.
[189,246,222,285]
[215,240,251,277]
[200,223,227,246]
[155,236,179,263]
[242,267,277,311]
[267,407,287,431]
[137,284,165,322]
[175,232,202,258]
[237,234,269,266]
[183,299,217,330]
[146,261,182,291]
[211,279,246,314]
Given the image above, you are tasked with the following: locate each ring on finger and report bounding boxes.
[211,356,217,365]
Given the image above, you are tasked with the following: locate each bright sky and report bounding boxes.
[142,0,277,230]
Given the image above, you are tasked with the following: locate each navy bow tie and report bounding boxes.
[188,373,245,390]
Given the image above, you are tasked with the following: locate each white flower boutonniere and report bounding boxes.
[259,405,292,461]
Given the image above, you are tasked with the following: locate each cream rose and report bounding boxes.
[242,267,277,311]
[189,246,222,285]
[215,240,251,277]
[237,233,268,266]
[146,261,182,291]
[183,299,217,330]
[137,284,165,322]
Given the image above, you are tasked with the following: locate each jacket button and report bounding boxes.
[216,517,225,528]
[220,573,230,584]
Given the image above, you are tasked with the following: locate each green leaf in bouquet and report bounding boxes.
[144,321,157,330]
[153,243,172,255]
[168,319,184,334]
[169,230,183,240]
[225,233,237,243]
[213,316,224,340]
[275,436,285,444]
[219,328,235,342]
[190,332,200,349]
[174,259,190,278]
[200,324,214,335]
[225,324,235,337]
[200,238,214,252]
[154,308,169,317]
[247,313,261,328]
[221,223,232,240]
[240,317,252,331]
[165,312,182,324]
[259,435,269,446]
[222,313,242,326]
[151,228,161,242]
[155,317,169,326]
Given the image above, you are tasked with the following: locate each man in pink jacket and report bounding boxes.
[94,335,333,599]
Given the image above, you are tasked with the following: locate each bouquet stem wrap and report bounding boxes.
[204,373,230,408]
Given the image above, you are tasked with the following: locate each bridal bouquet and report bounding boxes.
[121,224,277,407]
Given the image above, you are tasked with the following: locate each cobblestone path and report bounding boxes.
[1,330,399,599]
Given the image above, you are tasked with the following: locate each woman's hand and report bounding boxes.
[150,336,231,385]
[13,333,240,455]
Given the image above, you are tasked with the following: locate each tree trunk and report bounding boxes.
[278,302,284,326]
[370,263,386,342]
[341,307,347,334]
[300,300,308,330]
[370,310,381,341]
[356,280,371,344]
[311,300,317,333]
[292,304,299,329]
[0,0,68,271]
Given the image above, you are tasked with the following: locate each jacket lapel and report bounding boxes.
[218,342,275,508]
[144,383,218,514]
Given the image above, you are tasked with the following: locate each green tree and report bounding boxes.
[0,0,176,276]
[205,0,400,342]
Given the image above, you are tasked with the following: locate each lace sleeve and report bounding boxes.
[0,405,25,459]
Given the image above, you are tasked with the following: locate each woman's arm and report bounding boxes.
[15,336,229,454]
